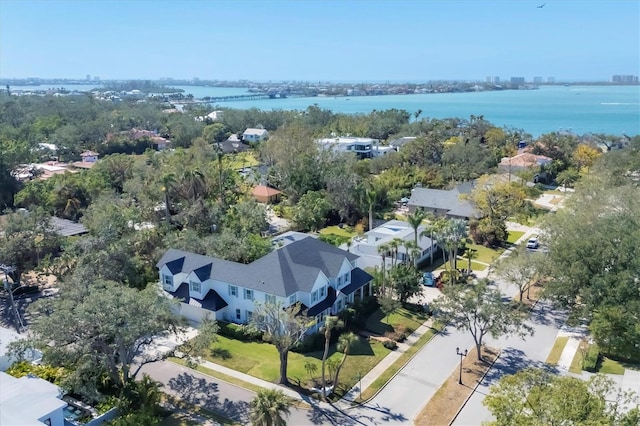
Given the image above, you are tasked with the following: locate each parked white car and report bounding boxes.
[526,238,539,249]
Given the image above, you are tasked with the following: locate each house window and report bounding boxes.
[337,276,342,287]
[320,286,326,298]
[337,300,343,311]
[244,289,253,300]
[311,290,319,303]
[247,311,253,321]
[289,294,296,304]
[236,309,241,320]
[343,272,349,284]
[228,285,238,297]
[189,281,201,293]
[162,274,173,288]
[43,419,51,426]
[265,294,276,304]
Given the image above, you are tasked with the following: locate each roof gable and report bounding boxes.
[193,263,213,281]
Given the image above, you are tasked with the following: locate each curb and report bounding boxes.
[448,349,502,426]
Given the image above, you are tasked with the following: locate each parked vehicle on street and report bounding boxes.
[526,237,539,249]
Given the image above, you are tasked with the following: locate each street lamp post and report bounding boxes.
[456,347,468,385]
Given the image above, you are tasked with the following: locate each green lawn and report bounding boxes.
[599,357,626,375]
[506,230,525,244]
[365,307,429,335]
[463,243,505,264]
[319,225,358,238]
[546,336,569,365]
[228,152,260,169]
[201,334,390,397]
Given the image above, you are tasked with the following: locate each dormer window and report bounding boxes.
[190,281,201,293]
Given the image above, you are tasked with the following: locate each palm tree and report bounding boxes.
[160,173,176,225]
[441,218,468,271]
[304,361,318,384]
[365,188,377,231]
[420,212,440,265]
[463,248,478,277]
[388,238,404,268]
[320,316,343,399]
[332,332,358,392]
[407,208,426,246]
[402,240,420,266]
[180,168,206,201]
[249,388,291,426]
[377,243,391,296]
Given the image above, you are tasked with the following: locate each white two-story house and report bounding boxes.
[242,128,269,143]
[157,232,373,330]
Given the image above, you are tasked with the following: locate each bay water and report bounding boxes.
[9,84,639,137]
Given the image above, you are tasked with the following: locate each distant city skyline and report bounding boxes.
[1,0,638,82]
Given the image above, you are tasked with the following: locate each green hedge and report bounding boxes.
[318,233,349,247]
[217,322,264,342]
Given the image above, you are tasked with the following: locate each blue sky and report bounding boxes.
[1,0,638,81]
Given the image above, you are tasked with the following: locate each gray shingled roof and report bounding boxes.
[157,236,359,298]
[407,184,478,219]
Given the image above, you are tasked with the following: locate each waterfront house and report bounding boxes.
[316,136,395,159]
[407,183,478,220]
[242,128,269,143]
[157,232,373,330]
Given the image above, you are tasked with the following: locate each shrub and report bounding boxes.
[318,233,349,247]
[6,361,68,386]
[383,340,398,350]
[583,343,601,372]
[384,325,413,342]
[292,332,326,354]
[217,322,263,342]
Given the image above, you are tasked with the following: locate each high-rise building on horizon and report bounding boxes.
[612,75,638,83]
[547,76,555,83]
[510,77,525,84]
[86,74,91,81]
[533,77,543,84]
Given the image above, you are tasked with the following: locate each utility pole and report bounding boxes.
[0,264,23,333]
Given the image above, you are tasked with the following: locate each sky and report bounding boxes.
[0,0,638,82]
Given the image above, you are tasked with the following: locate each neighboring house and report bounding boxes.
[498,152,552,173]
[316,136,393,159]
[252,185,281,204]
[242,128,269,143]
[349,220,436,269]
[0,326,42,371]
[157,232,373,330]
[407,183,478,220]
[388,136,417,152]
[79,151,99,163]
[214,135,248,154]
[0,371,67,426]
